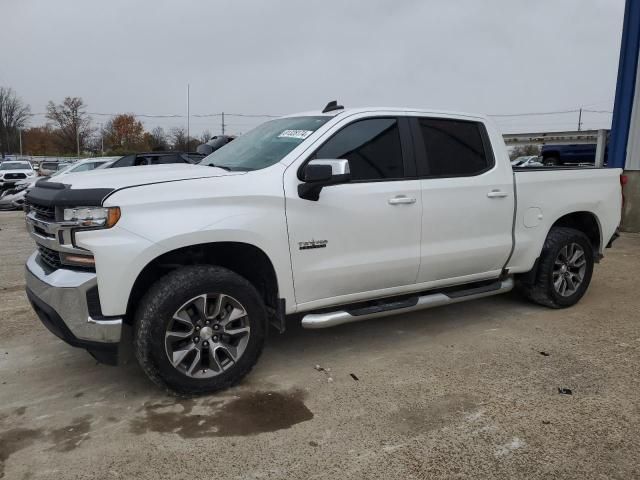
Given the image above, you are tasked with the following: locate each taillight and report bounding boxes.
[621,174,627,211]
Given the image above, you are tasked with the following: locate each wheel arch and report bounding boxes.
[125,241,282,327]
[549,211,602,255]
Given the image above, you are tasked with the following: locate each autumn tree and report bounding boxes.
[23,126,59,155]
[46,97,93,154]
[104,114,145,152]
[0,87,31,158]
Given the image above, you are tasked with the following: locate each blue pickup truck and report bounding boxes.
[540,143,607,166]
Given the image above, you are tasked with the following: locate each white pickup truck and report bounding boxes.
[24,103,622,395]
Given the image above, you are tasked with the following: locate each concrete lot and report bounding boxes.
[1,210,639,479]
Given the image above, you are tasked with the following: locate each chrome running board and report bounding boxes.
[301,277,514,329]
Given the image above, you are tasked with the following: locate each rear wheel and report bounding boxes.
[517,227,594,308]
[134,265,266,395]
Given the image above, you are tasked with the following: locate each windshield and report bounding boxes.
[51,163,76,176]
[199,116,330,171]
[0,162,31,170]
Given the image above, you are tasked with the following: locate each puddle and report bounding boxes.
[131,389,313,438]
[0,428,45,479]
[47,415,92,452]
[0,414,94,477]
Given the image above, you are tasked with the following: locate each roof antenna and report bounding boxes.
[322,100,344,113]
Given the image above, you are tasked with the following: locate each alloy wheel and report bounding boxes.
[164,293,251,378]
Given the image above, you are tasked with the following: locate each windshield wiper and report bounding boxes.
[207,163,231,171]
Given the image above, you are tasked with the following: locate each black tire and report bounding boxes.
[543,156,560,166]
[517,227,594,309]
[134,265,267,396]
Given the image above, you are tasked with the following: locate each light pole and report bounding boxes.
[99,122,104,156]
[19,128,23,157]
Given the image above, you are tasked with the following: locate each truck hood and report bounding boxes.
[54,163,242,190]
[26,164,243,207]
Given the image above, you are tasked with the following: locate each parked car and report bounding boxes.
[50,157,121,177]
[2,158,121,211]
[108,152,204,168]
[511,156,543,168]
[196,135,235,155]
[0,177,38,210]
[39,161,65,176]
[0,160,36,191]
[540,143,608,166]
[24,103,622,395]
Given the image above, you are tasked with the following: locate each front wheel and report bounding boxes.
[134,265,267,395]
[517,227,594,308]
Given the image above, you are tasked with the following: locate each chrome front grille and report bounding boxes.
[29,203,56,220]
[37,245,62,270]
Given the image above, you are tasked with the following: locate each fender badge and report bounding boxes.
[299,240,328,250]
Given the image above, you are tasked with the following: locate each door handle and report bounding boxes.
[487,190,508,198]
[388,195,416,205]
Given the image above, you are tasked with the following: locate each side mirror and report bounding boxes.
[298,159,351,201]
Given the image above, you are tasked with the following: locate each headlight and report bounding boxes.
[63,206,121,228]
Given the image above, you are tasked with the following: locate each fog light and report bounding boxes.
[61,253,96,267]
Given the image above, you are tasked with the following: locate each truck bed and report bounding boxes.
[507,167,622,274]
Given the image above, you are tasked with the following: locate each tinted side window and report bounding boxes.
[154,154,180,165]
[418,118,491,177]
[112,155,135,168]
[314,118,404,181]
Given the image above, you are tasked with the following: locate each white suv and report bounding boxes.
[0,160,36,190]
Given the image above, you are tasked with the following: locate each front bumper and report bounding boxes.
[25,252,123,364]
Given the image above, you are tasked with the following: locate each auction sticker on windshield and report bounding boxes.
[277,130,314,140]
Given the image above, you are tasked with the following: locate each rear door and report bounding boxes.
[411,116,514,283]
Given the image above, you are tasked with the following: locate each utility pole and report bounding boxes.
[221,112,225,135]
[19,129,23,157]
[577,107,583,131]
[99,123,104,156]
[187,84,190,151]
[76,127,80,159]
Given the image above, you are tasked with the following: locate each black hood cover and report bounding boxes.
[26,181,115,207]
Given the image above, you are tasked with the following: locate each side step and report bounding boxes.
[301,277,514,329]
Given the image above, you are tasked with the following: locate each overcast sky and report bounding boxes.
[0,0,626,135]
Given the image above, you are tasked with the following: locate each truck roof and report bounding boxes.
[283,106,490,123]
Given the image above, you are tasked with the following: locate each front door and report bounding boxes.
[284,116,422,308]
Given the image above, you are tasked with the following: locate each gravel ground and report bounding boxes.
[1,210,639,479]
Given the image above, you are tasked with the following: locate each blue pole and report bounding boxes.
[610,0,640,169]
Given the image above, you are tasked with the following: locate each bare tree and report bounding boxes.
[149,126,168,151]
[170,127,188,151]
[0,87,31,158]
[46,97,93,154]
[199,130,213,144]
